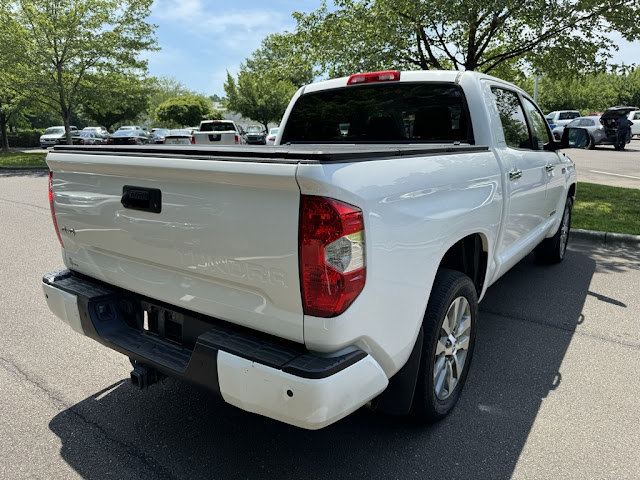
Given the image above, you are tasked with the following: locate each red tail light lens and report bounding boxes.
[299,195,366,317]
[48,171,64,247]
[235,134,239,144]
[347,70,400,85]
[190,136,195,144]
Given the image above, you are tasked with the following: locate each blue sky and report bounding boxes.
[146,0,640,97]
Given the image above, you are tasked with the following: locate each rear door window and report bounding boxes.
[280,83,473,144]
[491,88,532,149]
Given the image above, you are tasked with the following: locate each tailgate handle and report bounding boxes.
[121,186,162,213]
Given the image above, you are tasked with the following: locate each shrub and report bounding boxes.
[7,129,44,148]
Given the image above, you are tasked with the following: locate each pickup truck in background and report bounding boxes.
[43,70,577,430]
[192,119,245,145]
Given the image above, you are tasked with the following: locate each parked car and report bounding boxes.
[117,125,144,131]
[40,126,78,148]
[554,108,637,150]
[57,130,107,145]
[163,129,194,145]
[82,126,109,139]
[628,109,640,138]
[151,128,170,144]
[107,128,150,145]
[545,110,581,127]
[192,120,246,145]
[245,125,267,145]
[266,127,280,145]
[600,106,637,150]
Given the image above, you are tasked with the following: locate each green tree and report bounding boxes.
[244,33,316,88]
[1,0,157,144]
[155,95,219,127]
[144,76,194,126]
[0,74,25,150]
[224,70,298,132]
[288,0,640,80]
[81,73,151,131]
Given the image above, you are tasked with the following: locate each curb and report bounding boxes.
[572,228,640,246]
[0,166,49,173]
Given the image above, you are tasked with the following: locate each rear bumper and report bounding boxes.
[42,270,388,429]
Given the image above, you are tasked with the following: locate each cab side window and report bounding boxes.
[491,88,531,149]
[522,97,551,149]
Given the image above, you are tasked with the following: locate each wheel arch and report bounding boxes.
[436,233,489,297]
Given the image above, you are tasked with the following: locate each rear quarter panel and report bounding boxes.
[297,151,503,375]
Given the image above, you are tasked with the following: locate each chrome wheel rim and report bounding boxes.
[559,203,571,258]
[433,296,472,401]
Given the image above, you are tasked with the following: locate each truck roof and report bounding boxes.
[301,70,518,94]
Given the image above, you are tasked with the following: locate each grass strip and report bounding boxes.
[0,151,48,167]
[573,182,640,235]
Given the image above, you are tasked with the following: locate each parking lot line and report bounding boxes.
[588,170,640,180]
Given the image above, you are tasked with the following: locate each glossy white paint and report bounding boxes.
[297,150,503,375]
[217,351,388,430]
[44,70,578,429]
[47,152,305,342]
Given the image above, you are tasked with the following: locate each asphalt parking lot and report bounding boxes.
[1,172,639,479]
[562,139,640,189]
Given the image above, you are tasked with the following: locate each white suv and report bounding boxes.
[629,110,640,138]
[546,110,581,127]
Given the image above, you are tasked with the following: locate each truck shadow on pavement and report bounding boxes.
[50,245,614,480]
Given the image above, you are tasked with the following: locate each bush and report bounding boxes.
[6,129,44,148]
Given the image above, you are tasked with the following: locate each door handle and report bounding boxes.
[545,164,555,172]
[509,169,522,181]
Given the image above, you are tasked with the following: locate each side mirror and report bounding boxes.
[560,127,590,149]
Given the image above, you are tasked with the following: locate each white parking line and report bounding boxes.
[589,170,640,181]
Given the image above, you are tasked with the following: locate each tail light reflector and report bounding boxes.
[299,195,366,317]
[347,70,400,85]
[235,134,239,144]
[190,136,195,144]
[48,171,64,247]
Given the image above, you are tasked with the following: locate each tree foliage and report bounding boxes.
[224,70,298,132]
[81,73,151,131]
[244,33,316,88]
[155,95,219,127]
[1,0,157,143]
[0,73,26,150]
[519,69,640,114]
[287,0,640,80]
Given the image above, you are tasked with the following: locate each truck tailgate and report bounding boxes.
[47,149,304,342]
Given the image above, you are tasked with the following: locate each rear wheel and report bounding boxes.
[409,269,478,423]
[534,196,573,263]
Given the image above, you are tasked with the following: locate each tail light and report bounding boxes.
[48,171,64,247]
[299,195,366,317]
[235,134,239,144]
[190,136,195,144]
[347,70,400,85]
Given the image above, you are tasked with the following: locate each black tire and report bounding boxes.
[409,269,478,423]
[588,135,595,150]
[534,196,573,264]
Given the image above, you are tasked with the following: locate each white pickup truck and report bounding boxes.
[43,70,577,430]
[192,119,245,145]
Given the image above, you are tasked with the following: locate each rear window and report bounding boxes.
[200,122,236,132]
[280,83,473,144]
[559,111,580,120]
